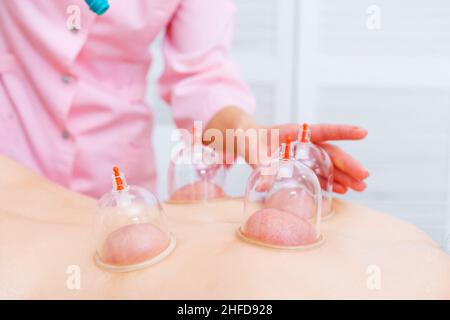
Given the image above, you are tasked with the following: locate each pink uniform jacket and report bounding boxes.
[0,0,255,197]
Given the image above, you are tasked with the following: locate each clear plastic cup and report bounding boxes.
[167,128,226,203]
[239,141,323,249]
[94,168,176,272]
[295,124,334,218]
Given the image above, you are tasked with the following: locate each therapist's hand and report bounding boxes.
[205,107,369,194]
[270,123,369,193]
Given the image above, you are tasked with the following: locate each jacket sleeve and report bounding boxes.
[158,0,256,129]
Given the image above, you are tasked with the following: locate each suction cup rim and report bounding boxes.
[237,228,324,251]
[94,235,176,273]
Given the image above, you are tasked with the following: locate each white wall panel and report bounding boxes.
[295,0,450,246]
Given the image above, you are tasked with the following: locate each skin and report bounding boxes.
[242,208,317,247]
[264,188,316,220]
[205,106,369,194]
[101,223,171,266]
[169,181,226,202]
[0,156,449,299]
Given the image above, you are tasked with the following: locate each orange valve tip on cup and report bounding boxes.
[300,123,310,143]
[113,166,124,191]
[282,137,292,160]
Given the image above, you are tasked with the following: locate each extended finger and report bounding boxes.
[319,143,369,181]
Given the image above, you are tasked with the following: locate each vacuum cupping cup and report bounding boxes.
[168,126,226,202]
[239,138,323,249]
[94,167,176,272]
[295,124,334,218]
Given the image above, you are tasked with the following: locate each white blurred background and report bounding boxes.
[145,0,450,250]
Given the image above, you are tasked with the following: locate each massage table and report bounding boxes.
[0,156,449,299]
